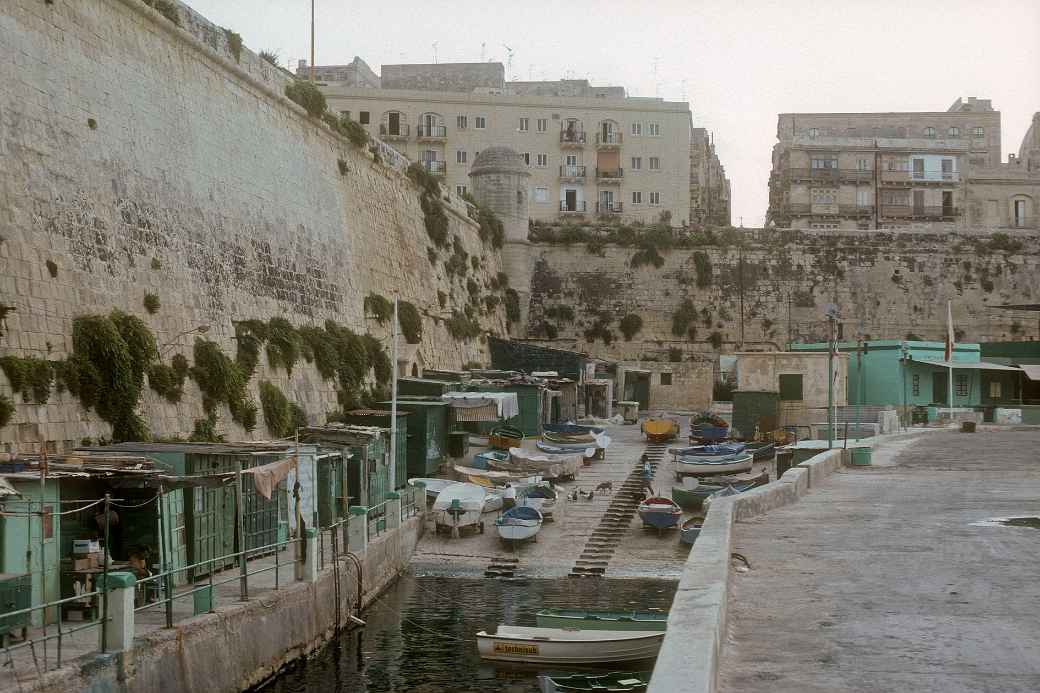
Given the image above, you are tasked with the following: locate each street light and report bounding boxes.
[158,324,209,359]
[822,304,840,448]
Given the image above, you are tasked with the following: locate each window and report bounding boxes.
[536,153,548,168]
[475,116,487,129]
[359,111,370,125]
[521,152,530,166]
[808,127,819,139]
[632,191,643,204]
[941,159,954,180]
[519,117,529,131]
[812,188,837,204]
[660,372,672,386]
[339,110,351,120]
[924,126,936,138]
[565,154,578,167]
[456,150,467,164]
[631,122,642,136]
[457,115,468,129]
[779,374,804,401]
[972,126,984,138]
[955,373,969,397]
[537,118,548,132]
[631,157,642,170]
[811,157,838,170]
[948,126,960,137]
[989,381,1002,399]
[534,187,548,203]
[856,158,870,170]
[649,157,661,171]
[856,189,871,207]
[456,185,467,196]
[649,191,661,206]
[912,374,920,396]
[648,122,661,137]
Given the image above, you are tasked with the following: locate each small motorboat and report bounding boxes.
[637,496,682,530]
[689,412,730,443]
[538,671,651,693]
[407,477,456,501]
[483,487,505,513]
[535,609,667,631]
[475,626,664,664]
[489,425,524,450]
[519,484,557,520]
[675,453,753,476]
[672,477,761,511]
[745,441,776,461]
[471,449,509,470]
[495,505,543,542]
[432,482,487,535]
[535,442,596,457]
[641,418,679,443]
[680,516,703,546]
[669,442,747,457]
[697,468,769,488]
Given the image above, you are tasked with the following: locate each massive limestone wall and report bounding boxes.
[524,228,1040,361]
[0,0,506,451]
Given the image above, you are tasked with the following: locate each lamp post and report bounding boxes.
[822,304,840,448]
[157,324,209,360]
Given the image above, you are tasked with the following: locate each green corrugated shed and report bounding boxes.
[397,377,455,397]
[379,399,448,477]
[336,411,408,489]
[0,479,60,626]
[502,383,544,436]
[732,390,780,440]
[316,453,348,528]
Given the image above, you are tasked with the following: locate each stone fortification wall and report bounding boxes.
[0,0,506,451]
[525,227,1040,361]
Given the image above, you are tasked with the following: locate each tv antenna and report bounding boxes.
[502,44,514,81]
[480,42,486,62]
[432,42,438,64]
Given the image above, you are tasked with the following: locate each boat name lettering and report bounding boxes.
[493,642,539,656]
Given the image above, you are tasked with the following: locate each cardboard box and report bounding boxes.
[70,557,93,571]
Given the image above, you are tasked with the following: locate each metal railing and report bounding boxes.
[417,125,447,139]
[559,200,587,213]
[559,164,586,179]
[597,201,623,214]
[880,205,959,219]
[367,501,389,539]
[596,167,624,180]
[379,123,410,138]
[596,132,623,146]
[0,590,106,672]
[401,487,422,519]
[785,167,873,182]
[560,130,586,145]
[423,160,447,175]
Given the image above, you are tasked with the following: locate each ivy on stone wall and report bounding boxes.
[397,301,423,344]
[0,394,13,428]
[671,300,698,338]
[223,28,243,63]
[504,289,521,324]
[190,338,257,432]
[259,381,307,438]
[364,293,393,324]
[619,314,644,341]
[0,356,53,404]
[284,80,326,119]
[446,311,482,341]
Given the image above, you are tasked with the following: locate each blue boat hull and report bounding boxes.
[638,509,680,529]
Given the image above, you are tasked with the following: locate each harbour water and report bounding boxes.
[262,573,677,692]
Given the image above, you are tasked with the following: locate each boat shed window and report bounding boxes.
[779,374,803,401]
[660,372,672,386]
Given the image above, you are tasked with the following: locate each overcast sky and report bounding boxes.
[188,0,1039,227]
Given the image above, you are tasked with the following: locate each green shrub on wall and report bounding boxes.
[190,338,257,431]
[0,394,13,428]
[0,356,53,404]
[142,0,181,26]
[398,301,423,344]
[265,317,301,375]
[364,293,393,324]
[259,381,307,438]
[619,314,643,341]
[284,80,327,118]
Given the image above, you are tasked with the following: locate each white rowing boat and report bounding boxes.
[407,477,456,501]
[495,506,543,542]
[476,626,663,664]
[432,482,486,532]
[674,453,753,476]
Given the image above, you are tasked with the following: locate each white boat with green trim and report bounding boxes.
[535,608,668,631]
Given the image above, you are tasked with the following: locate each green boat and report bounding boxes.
[535,608,667,631]
[538,671,651,693]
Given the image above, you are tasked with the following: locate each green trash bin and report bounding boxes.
[850,447,872,466]
[447,431,470,458]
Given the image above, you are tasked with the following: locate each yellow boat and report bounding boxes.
[642,418,679,443]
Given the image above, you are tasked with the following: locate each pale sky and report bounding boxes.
[187,0,1040,228]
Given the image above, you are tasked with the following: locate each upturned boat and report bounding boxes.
[641,418,679,443]
[432,482,486,534]
[475,626,664,664]
[745,441,776,461]
[675,453,753,476]
[671,470,766,510]
[535,609,667,631]
[538,671,651,693]
[495,505,543,542]
[680,517,703,546]
[471,450,509,470]
[637,496,682,530]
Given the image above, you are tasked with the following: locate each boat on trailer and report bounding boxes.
[432,482,486,534]
[538,671,651,693]
[535,608,667,631]
[475,626,664,664]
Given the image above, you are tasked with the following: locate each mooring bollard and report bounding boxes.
[348,506,369,555]
[96,572,137,653]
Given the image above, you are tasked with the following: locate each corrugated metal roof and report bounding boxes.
[1021,365,1040,381]
[917,359,1022,371]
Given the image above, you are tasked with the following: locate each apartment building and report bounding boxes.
[306,60,730,227]
[965,111,1040,229]
[690,128,731,227]
[767,97,1003,230]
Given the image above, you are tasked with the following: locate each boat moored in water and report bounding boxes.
[538,671,651,693]
[535,608,667,631]
[475,626,664,664]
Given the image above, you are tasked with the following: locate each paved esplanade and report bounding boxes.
[719,429,1040,693]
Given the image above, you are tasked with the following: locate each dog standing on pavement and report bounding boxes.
[595,481,613,495]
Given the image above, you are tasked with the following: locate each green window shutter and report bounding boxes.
[779,374,804,401]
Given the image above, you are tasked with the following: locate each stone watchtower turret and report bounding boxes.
[469,147,533,332]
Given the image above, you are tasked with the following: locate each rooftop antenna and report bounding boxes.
[481,42,486,62]
[432,42,438,64]
[502,44,514,81]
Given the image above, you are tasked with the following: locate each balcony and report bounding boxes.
[417,125,447,142]
[379,123,410,141]
[559,164,587,181]
[785,167,874,183]
[559,200,587,214]
[596,167,624,183]
[560,130,587,147]
[783,203,873,217]
[423,160,447,176]
[596,132,623,149]
[597,201,624,214]
[880,205,959,220]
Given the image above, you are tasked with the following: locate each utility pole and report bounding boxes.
[308,0,315,82]
[738,249,745,349]
[389,297,399,491]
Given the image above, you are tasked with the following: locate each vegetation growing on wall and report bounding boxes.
[708,331,724,350]
[265,317,300,375]
[364,293,393,324]
[142,0,180,26]
[284,80,327,118]
[46,260,58,278]
[445,237,470,277]
[584,314,615,345]
[190,338,257,432]
[259,381,307,438]
[504,289,521,324]
[0,394,13,428]
[407,163,450,248]
[446,311,482,341]
[692,252,713,288]
[223,28,243,63]
[671,300,698,338]
[545,305,575,323]
[148,353,188,403]
[397,301,423,344]
[0,356,53,404]
[259,50,279,66]
[619,314,643,341]
[143,293,160,314]
[234,320,268,378]
[630,245,664,269]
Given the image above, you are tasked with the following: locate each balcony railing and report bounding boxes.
[423,160,447,176]
[379,123,410,140]
[417,125,447,140]
[559,200,587,213]
[596,132,623,147]
[785,167,874,182]
[880,205,959,219]
[596,167,624,181]
[560,130,587,146]
[782,203,874,216]
[597,201,623,214]
[559,165,587,179]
